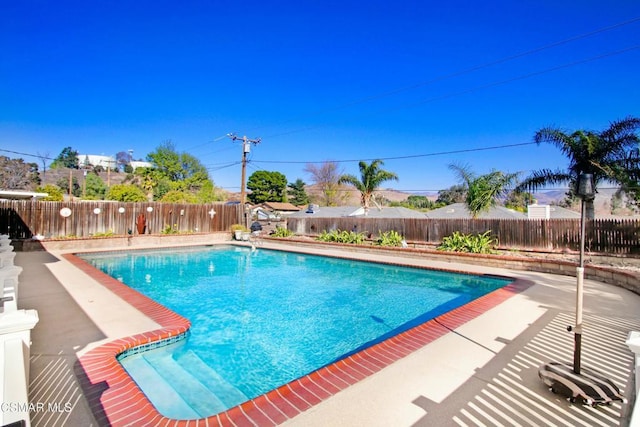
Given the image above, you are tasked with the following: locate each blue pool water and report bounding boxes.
[80,245,510,419]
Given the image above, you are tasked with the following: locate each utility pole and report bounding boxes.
[227,134,261,205]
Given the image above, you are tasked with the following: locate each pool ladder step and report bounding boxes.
[120,354,207,419]
[175,350,248,407]
[121,348,248,419]
[143,350,230,418]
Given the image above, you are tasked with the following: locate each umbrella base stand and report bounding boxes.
[538,362,626,406]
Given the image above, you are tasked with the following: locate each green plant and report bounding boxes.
[437,230,497,254]
[375,230,405,246]
[271,226,294,238]
[161,224,179,234]
[316,229,366,244]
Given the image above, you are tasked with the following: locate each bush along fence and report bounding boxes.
[286,217,640,255]
[0,201,242,240]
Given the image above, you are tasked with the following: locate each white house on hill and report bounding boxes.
[76,155,153,171]
[77,154,116,169]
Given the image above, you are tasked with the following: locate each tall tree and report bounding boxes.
[304,161,348,206]
[56,176,81,197]
[83,173,107,200]
[115,151,132,172]
[517,117,640,219]
[449,163,519,218]
[0,156,40,189]
[147,141,210,189]
[436,184,467,205]
[50,147,79,169]
[287,179,310,206]
[246,170,288,204]
[144,141,217,200]
[338,159,399,214]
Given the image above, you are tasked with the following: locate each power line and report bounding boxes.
[205,161,242,173]
[0,149,54,160]
[182,134,231,155]
[252,141,538,165]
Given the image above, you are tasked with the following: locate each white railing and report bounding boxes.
[0,235,39,427]
[0,251,16,269]
[627,331,640,427]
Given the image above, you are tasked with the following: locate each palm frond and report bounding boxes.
[337,174,364,191]
[448,162,474,187]
[515,169,572,193]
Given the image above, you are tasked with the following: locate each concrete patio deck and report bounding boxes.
[14,241,640,426]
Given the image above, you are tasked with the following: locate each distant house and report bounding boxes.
[424,203,526,219]
[76,155,153,171]
[253,202,301,221]
[77,154,117,169]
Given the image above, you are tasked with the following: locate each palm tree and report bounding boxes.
[516,117,640,219]
[449,163,519,218]
[338,159,398,214]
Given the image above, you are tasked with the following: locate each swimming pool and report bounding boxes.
[79,245,511,419]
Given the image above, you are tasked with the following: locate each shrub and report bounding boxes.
[105,184,147,202]
[437,230,497,254]
[271,226,294,238]
[375,230,405,247]
[36,184,64,201]
[316,229,366,244]
[92,230,114,238]
[160,190,198,204]
[161,224,179,234]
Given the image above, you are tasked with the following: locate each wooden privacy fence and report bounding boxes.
[287,217,640,254]
[0,201,242,240]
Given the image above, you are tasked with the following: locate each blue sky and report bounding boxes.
[1,1,639,194]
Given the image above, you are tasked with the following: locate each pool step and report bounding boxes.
[175,350,248,408]
[142,349,229,417]
[120,354,203,420]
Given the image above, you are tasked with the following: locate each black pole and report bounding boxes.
[573,196,587,375]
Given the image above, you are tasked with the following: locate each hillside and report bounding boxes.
[41,167,128,188]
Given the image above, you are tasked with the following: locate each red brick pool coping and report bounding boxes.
[65,251,532,427]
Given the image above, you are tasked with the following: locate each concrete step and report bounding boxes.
[175,350,248,408]
[120,353,201,420]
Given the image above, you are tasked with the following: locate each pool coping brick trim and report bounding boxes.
[65,250,532,427]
